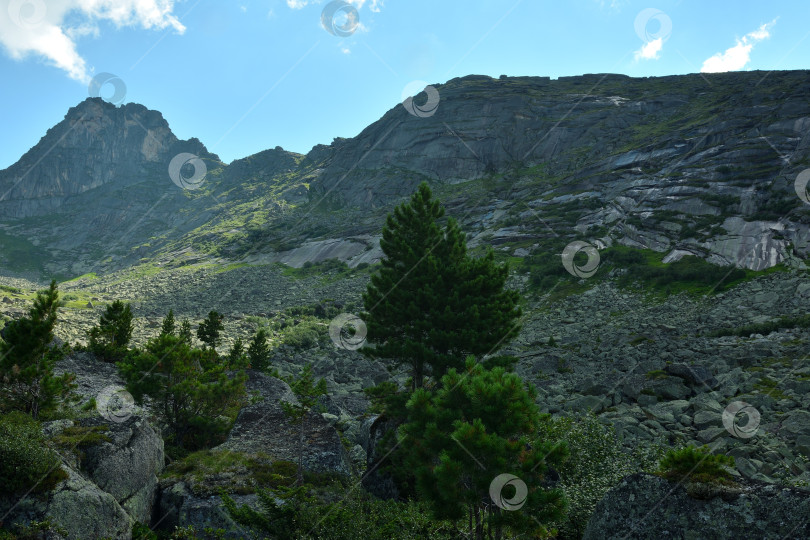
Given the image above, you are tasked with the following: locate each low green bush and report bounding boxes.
[287,258,352,281]
[52,424,111,465]
[280,319,327,350]
[709,313,810,338]
[0,412,67,494]
[538,413,663,540]
[658,445,735,484]
[521,248,573,291]
[163,450,302,496]
[223,486,459,540]
[602,246,746,294]
[131,522,157,540]
[0,518,68,539]
[131,522,227,540]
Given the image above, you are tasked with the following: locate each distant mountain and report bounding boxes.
[0,98,304,277]
[2,71,810,279]
[0,98,218,217]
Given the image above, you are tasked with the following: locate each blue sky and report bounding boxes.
[0,0,807,169]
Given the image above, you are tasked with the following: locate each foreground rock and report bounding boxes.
[155,370,352,536]
[0,413,164,539]
[361,415,401,500]
[218,369,352,476]
[81,416,164,523]
[157,482,260,539]
[0,464,132,540]
[0,353,164,538]
[583,473,810,539]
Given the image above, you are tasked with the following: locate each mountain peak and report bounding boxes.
[0,98,219,217]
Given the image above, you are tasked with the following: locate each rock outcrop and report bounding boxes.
[152,370,352,536]
[54,352,131,410]
[218,370,352,476]
[156,482,260,539]
[0,412,164,539]
[583,473,810,539]
[0,353,165,538]
[0,464,133,540]
[361,415,401,501]
[81,416,164,523]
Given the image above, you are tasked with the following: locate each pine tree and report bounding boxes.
[401,358,568,540]
[281,364,327,485]
[0,281,74,418]
[88,300,134,361]
[227,337,248,369]
[223,484,314,539]
[247,329,271,371]
[179,319,193,345]
[362,182,521,389]
[197,310,224,351]
[118,333,246,449]
[160,309,176,337]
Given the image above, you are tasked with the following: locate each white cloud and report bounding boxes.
[634,37,662,61]
[348,0,383,12]
[0,0,185,83]
[701,20,776,73]
[285,0,384,13]
[341,47,350,54]
[596,0,628,11]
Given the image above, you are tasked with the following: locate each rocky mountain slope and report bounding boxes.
[2,71,810,279]
[3,241,810,536]
[303,70,810,271]
[3,70,810,537]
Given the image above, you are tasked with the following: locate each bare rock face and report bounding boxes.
[54,352,129,409]
[704,217,810,271]
[265,236,382,269]
[583,473,810,539]
[304,71,810,271]
[0,98,221,275]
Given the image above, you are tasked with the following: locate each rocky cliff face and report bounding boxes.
[3,71,810,278]
[306,71,810,270]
